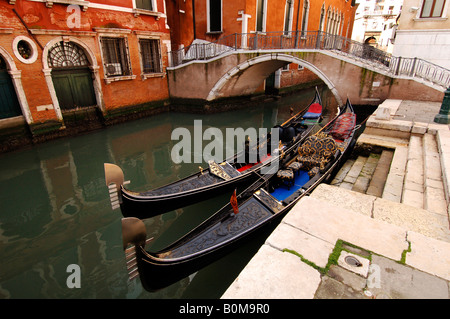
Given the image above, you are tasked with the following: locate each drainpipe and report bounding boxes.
[192,0,196,41]
[13,9,44,50]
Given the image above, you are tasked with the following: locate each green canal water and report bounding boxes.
[0,87,338,299]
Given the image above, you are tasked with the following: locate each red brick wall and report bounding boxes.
[168,0,357,49]
[0,0,171,125]
[280,63,320,88]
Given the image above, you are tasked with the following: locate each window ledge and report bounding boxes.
[206,31,223,35]
[413,17,448,22]
[104,75,136,84]
[141,72,164,80]
[45,0,90,11]
[133,9,163,19]
[93,27,131,35]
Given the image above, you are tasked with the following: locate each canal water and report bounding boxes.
[0,86,338,299]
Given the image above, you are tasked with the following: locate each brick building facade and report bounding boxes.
[0,0,357,151]
[0,0,171,141]
[166,0,357,94]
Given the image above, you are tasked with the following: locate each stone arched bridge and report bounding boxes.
[167,32,449,106]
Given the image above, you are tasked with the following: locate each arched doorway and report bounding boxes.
[0,55,22,119]
[364,36,377,47]
[47,41,96,110]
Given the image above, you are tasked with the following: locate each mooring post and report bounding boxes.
[434,86,450,124]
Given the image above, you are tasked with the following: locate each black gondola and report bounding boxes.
[105,88,324,219]
[121,99,357,292]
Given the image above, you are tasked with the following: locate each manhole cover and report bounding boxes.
[344,255,363,267]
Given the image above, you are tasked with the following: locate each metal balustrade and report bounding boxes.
[169,31,450,89]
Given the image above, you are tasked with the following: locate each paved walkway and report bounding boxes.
[222,99,450,299]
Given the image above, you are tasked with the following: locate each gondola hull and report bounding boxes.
[106,88,324,219]
[121,170,257,218]
[135,202,286,291]
[122,100,358,292]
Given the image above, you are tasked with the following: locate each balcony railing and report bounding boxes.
[169,31,450,89]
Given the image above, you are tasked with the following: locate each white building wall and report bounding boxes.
[392,0,450,69]
[352,0,403,52]
[393,29,450,69]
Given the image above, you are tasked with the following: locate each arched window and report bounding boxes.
[47,41,89,68]
[301,0,309,37]
[284,0,294,35]
[319,4,326,32]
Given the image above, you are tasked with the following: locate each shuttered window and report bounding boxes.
[100,37,132,77]
[139,39,162,74]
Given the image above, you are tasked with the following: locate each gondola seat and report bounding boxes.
[277,169,294,189]
[287,161,302,176]
[308,166,320,177]
[297,133,337,172]
[329,113,356,141]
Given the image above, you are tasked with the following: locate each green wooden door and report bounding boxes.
[52,67,96,110]
[0,69,22,119]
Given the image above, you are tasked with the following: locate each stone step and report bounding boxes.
[366,150,394,197]
[351,153,380,194]
[310,184,450,243]
[422,133,447,215]
[402,134,424,209]
[340,156,367,190]
[436,129,450,215]
[330,159,355,187]
[382,145,408,203]
[357,132,409,149]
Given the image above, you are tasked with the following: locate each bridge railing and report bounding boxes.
[169,31,450,89]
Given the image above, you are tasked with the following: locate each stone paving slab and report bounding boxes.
[314,276,368,299]
[283,196,409,261]
[373,198,450,242]
[265,222,334,269]
[221,244,321,299]
[368,254,449,299]
[310,183,375,217]
[406,231,450,281]
[396,100,443,123]
[312,184,450,242]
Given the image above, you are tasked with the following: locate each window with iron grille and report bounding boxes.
[100,37,132,77]
[139,38,162,74]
